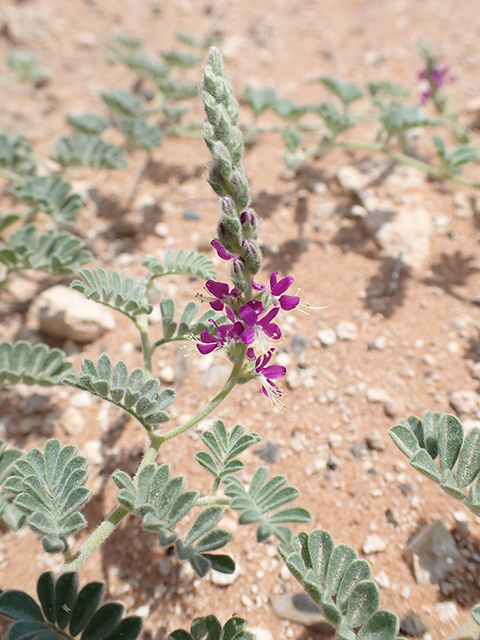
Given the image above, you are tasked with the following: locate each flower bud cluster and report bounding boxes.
[202,47,261,291]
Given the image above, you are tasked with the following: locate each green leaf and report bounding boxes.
[116,49,167,82]
[64,355,175,431]
[67,113,109,136]
[115,116,163,151]
[314,102,355,136]
[55,573,77,630]
[101,90,142,117]
[379,102,439,139]
[472,604,480,625]
[319,77,364,106]
[71,269,152,320]
[337,559,372,611]
[7,52,52,85]
[0,590,44,622]
[81,603,124,640]
[144,249,217,280]
[271,98,308,121]
[0,131,36,175]
[457,427,480,488]
[161,50,200,69]
[69,583,105,636]
[441,469,467,502]
[357,610,399,640]
[438,414,463,473]
[367,81,410,98]
[388,424,419,459]
[224,467,311,544]
[346,581,380,627]
[0,226,92,277]
[0,341,73,386]
[9,175,82,226]
[37,572,56,624]
[243,86,277,117]
[51,134,127,170]
[4,440,90,551]
[326,544,358,595]
[281,127,303,153]
[409,448,441,483]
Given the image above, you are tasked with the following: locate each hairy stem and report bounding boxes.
[135,314,153,379]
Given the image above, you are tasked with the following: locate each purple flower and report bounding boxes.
[238,300,281,351]
[204,279,239,311]
[211,238,236,261]
[418,65,456,105]
[270,271,300,311]
[196,319,243,355]
[253,349,286,408]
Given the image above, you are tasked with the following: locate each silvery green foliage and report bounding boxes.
[319,77,364,108]
[9,174,82,226]
[433,135,480,177]
[223,466,311,545]
[143,249,217,281]
[0,130,36,175]
[390,411,480,514]
[0,341,73,386]
[6,51,52,85]
[195,420,260,490]
[243,85,277,118]
[51,134,127,169]
[367,81,410,98]
[378,102,439,139]
[170,615,254,640]
[0,571,142,640]
[0,439,25,530]
[3,439,90,553]
[0,213,20,233]
[314,102,355,137]
[270,98,309,121]
[0,226,92,275]
[67,113,110,136]
[101,90,143,117]
[63,355,175,431]
[279,529,400,640]
[71,268,153,319]
[156,297,222,346]
[112,463,234,577]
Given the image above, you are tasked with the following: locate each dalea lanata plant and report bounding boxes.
[1,47,480,640]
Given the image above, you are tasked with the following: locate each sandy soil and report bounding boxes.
[1,1,480,639]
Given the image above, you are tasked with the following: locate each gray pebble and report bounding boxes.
[291,335,308,354]
[352,442,367,459]
[336,321,358,341]
[400,612,428,637]
[317,328,336,347]
[366,429,386,451]
[255,441,279,464]
[183,208,201,221]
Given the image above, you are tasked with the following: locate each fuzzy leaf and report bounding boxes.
[243,86,277,117]
[388,424,419,459]
[319,77,364,106]
[101,90,142,117]
[409,448,441,483]
[64,355,175,431]
[51,134,127,170]
[4,440,89,551]
[314,102,355,136]
[9,175,82,226]
[457,427,480,488]
[67,113,109,136]
[115,116,163,151]
[144,249,216,280]
[224,467,311,544]
[438,414,463,473]
[379,102,439,138]
[357,610,399,640]
[0,130,36,175]
[346,581,380,627]
[71,268,152,319]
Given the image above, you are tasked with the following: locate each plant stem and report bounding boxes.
[135,314,153,379]
[329,140,480,189]
[196,496,230,507]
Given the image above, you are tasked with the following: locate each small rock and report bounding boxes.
[366,387,390,404]
[317,328,336,347]
[200,365,230,392]
[366,429,386,451]
[352,442,367,459]
[363,534,387,555]
[368,335,387,351]
[183,208,201,221]
[452,510,469,534]
[280,564,291,581]
[337,166,370,191]
[400,612,428,637]
[336,321,357,341]
[326,456,338,471]
[291,335,308,355]
[210,566,241,586]
[384,399,399,418]
[454,192,475,219]
[249,629,273,640]
[401,586,411,600]
[159,366,175,384]
[54,407,86,437]
[434,601,458,624]
[405,520,464,584]
[450,390,479,415]
[375,571,390,589]
[81,440,104,466]
[154,222,169,237]
[255,441,279,464]
[31,285,116,343]
[399,483,413,497]
[273,593,334,631]
[286,370,302,390]
[75,31,96,48]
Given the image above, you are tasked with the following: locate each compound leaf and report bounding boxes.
[67,113,109,136]
[9,175,82,226]
[0,130,36,175]
[0,341,73,386]
[143,249,216,280]
[379,102,439,138]
[64,355,175,431]
[3,440,90,552]
[71,268,152,320]
[243,85,277,117]
[319,77,364,106]
[51,134,127,170]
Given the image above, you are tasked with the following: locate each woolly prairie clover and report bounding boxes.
[1,46,480,640]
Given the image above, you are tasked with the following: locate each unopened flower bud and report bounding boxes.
[241,239,262,274]
[229,127,243,165]
[221,196,238,220]
[213,105,231,144]
[218,220,241,254]
[202,92,218,126]
[213,142,232,180]
[240,208,258,239]
[207,164,227,197]
[230,168,249,210]
[231,257,248,292]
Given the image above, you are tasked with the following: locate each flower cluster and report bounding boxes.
[199,47,304,408]
[197,270,301,407]
[419,64,456,106]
